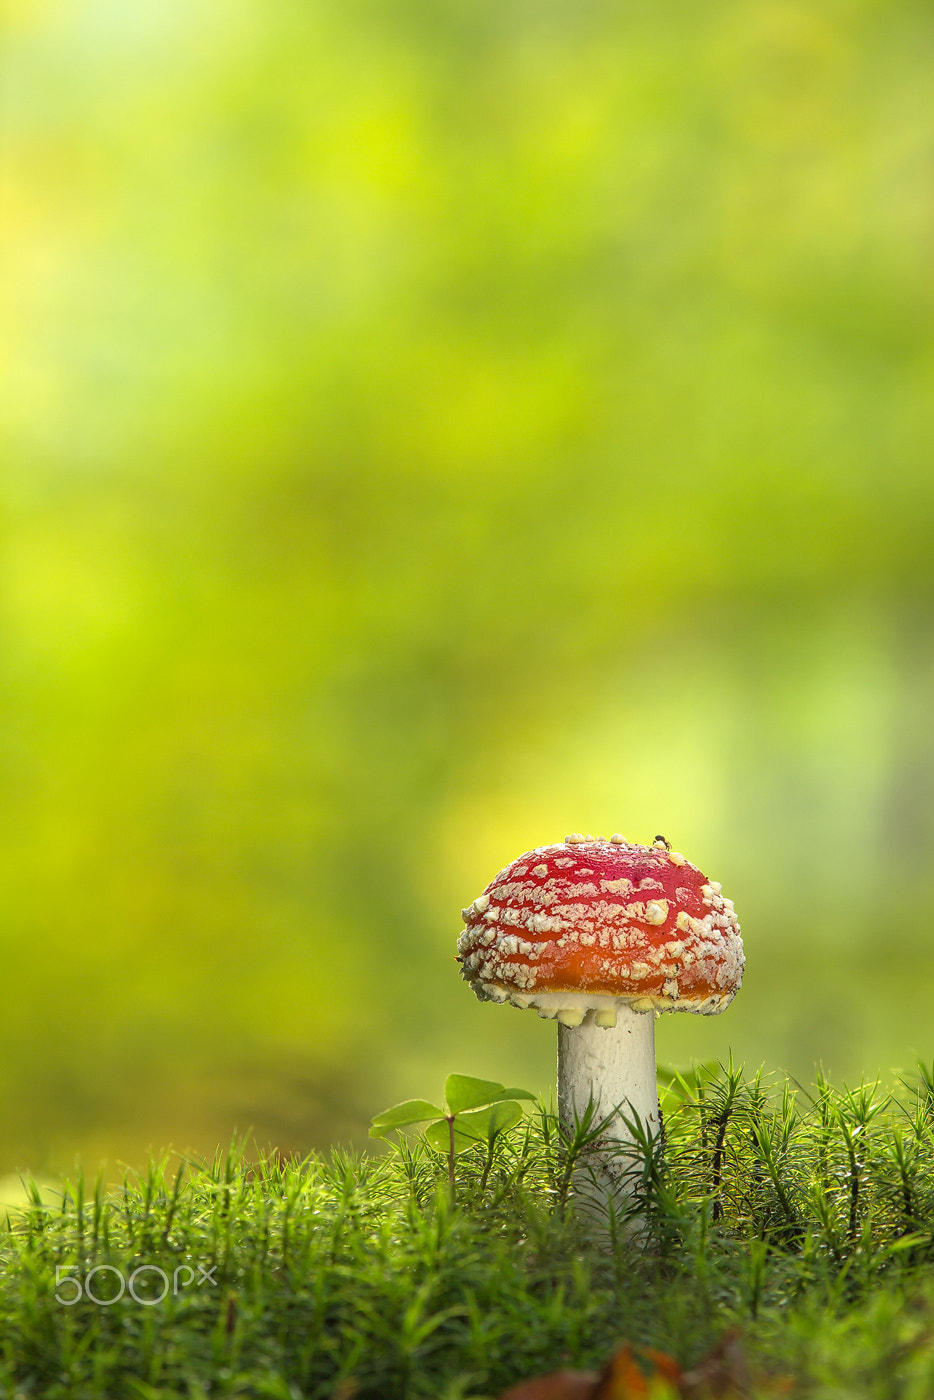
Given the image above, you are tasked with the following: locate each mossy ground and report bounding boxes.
[3,1064,934,1398]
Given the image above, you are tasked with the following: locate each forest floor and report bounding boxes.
[3,1063,934,1398]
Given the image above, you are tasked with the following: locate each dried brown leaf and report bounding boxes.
[679,1330,751,1398]
[594,1345,682,1398]
[496,1332,788,1400]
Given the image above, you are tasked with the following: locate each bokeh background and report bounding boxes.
[3,0,934,1174]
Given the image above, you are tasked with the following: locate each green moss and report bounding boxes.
[4,1064,934,1396]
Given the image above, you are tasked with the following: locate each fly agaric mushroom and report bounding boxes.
[456,834,743,1200]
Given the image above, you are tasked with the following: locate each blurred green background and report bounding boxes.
[2,0,934,1173]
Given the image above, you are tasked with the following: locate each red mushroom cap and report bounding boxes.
[456,835,743,1019]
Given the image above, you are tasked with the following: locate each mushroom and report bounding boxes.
[456,834,744,1204]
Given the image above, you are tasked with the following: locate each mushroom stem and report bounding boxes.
[557,1005,660,1207]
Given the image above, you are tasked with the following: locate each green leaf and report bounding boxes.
[460,1100,523,1143]
[498,1087,537,1103]
[369,1100,444,1138]
[444,1074,509,1113]
[423,1103,522,1154]
[429,1102,525,1151]
[424,1118,479,1155]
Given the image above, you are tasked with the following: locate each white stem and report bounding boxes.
[557,1005,660,1207]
